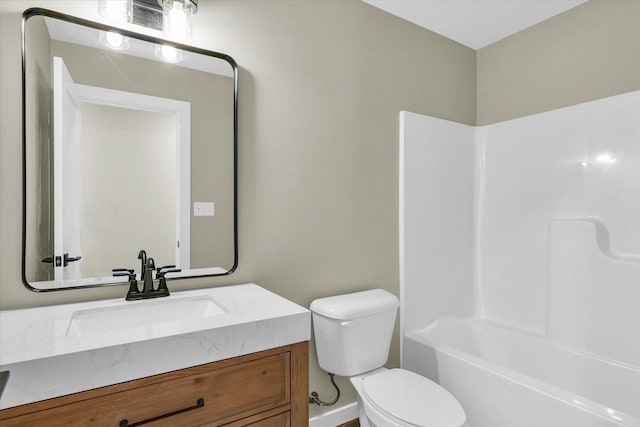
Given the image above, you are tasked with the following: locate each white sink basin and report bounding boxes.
[66,295,228,337]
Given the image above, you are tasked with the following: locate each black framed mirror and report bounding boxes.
[22,8,237,291]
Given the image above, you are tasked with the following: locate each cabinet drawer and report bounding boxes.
[219,410,290,427]
[242,412,290,427]
[2,352,290,427]
[219,408,292,427]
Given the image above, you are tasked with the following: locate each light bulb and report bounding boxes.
[98,0,129,22]
[169,3,187,28]
[162,0,194,40]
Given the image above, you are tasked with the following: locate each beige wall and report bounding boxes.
[477,0,640,125]
[0,0,475,417]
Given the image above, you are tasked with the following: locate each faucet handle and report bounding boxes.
[157,268,180,296]
[112,268,136,282]
[156,265,176,278]
[157,268,181,277]
[113,268,140,300]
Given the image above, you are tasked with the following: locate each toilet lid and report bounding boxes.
[362,369,466,427]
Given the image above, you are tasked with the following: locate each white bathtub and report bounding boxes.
[403,318,640,427]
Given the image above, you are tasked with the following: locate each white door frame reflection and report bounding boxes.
[45,56,191,288]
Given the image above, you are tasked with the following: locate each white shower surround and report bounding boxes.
[399,91,640,427]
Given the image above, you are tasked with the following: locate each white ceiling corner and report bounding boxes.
[362,0,588,50]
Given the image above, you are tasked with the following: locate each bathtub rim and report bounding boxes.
[403,317,640,427]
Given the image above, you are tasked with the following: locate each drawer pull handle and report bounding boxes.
[119,397,205,427]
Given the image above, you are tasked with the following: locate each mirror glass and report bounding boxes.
[23,9,237,290]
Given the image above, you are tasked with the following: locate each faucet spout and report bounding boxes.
[138,249,147,281]
[143,257,156,293]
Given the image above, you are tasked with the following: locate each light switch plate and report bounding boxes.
[194,202,214,216]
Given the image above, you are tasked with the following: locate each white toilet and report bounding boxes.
[310,289,467,427]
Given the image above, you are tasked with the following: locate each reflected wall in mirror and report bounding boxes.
[23,9,238,291]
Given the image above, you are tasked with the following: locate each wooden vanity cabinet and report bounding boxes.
[0,342,308,427]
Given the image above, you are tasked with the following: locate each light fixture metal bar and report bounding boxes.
[131,0,163,30]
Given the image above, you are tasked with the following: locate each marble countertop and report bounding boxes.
[0,283,310,409]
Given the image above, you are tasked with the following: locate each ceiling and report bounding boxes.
[362,0,588,50]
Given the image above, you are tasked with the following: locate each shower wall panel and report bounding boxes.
[399,111,476,335]
[478,91,640,337]
[401,92,640,363]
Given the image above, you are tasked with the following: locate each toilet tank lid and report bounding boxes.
[310,289,399,320]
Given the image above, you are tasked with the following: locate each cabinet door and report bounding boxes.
[1,353,290,427]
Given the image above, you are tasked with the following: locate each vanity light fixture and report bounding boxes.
[159,0,198,41]
[99,31,130,50]
[155,44,183,62]
[97,0,198,41]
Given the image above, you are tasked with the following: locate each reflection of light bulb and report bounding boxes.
[99,31,129,50]
[161,45,178,61]
[155,44,183,63]
[106,32,124,48]
[594,153,616,166]
[580,151,617,170]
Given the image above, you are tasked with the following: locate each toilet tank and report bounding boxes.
[310,289,399,376]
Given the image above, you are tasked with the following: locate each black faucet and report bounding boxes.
[143,257,156,293]
[113,250,180,301]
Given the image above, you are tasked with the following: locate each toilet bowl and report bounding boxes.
[310,289,467,427]
[350,368,467,427]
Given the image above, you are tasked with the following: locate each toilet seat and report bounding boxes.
[361,369,466,427]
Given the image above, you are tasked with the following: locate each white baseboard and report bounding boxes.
[309,402,359,427]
